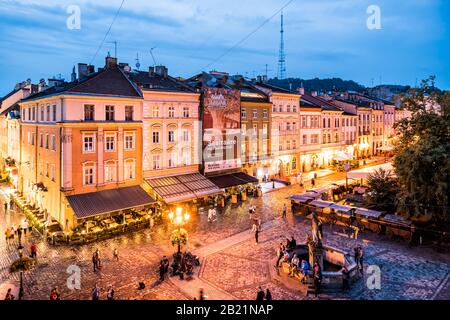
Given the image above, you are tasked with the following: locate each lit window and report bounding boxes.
[168,153,176,168]
[252,109,257,118]
[124,132,135,151]
[125,106,134,121]
[83,163,95,185]
[152,105,160,118]
[124,159,136,180]
[83,133,95,153]
[104,161,117,183]
[152,155,161,170]
[183,130,189,142]
[105,133,116,152]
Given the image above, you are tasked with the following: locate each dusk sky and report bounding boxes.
[0,0,449,96]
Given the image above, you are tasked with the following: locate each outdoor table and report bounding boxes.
[91,226,102,233]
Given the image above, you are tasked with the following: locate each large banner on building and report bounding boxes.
[203,88,241,173]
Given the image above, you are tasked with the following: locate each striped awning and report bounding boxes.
[145,173,222,204]
[66,186,156,220]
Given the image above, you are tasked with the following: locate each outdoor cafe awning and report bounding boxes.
[329,203,355,213]
[145,173,222,204]
[347,163,395,180]
[66,186,156,220]
[309,200,334,208]
[207,172,259,189]
[289,194,315,203]
[355,208,384,219]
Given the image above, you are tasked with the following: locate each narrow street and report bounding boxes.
[0,162,449,300]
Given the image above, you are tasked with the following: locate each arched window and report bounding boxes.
[104,160,117,183]
[124,158,136,180]
[82,162,96,186]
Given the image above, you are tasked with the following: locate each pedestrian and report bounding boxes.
[353,246,360,268]
[4,202,8,213]
[199,288,206,300]
[30,243,37,259]
[113,248,119,261]
[49,287,60,300]
[282,203,287,219]
[311,178,316,188]
[5,227,11,244]
[358,246,364,274]
[163,255,170,277]
[159,261,165,281]
[318,220,323,240]
[92,284,100,300]
[107,286,115,300]
[207,208,214,223]
[92,252,98,272]
[252,223,259,245]
[22,220,28,237]
[256,287,265,301]
[17,225,22,244]
[300,259,310,284]
[265,288,272,300]
[4,288,15,300]
[9,198,14,211]
[342,267,350,291]
[275,243,283,268]
[313,262,322,298]
[10,226,15,242]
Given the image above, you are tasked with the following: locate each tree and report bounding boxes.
[365,168,399,213]
[394,77,450,222]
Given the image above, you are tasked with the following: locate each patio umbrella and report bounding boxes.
[379,145,395,151]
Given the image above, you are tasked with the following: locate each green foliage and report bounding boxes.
[268,77,365,93]
[365,169,399,213]
[394,77,450,222]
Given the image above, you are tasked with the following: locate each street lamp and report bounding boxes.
[168,207,190,258]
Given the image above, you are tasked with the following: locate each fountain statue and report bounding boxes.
[308,212,324,270]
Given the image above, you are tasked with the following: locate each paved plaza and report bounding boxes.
[0,168,449,300]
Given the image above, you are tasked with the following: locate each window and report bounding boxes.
[105,105,115,121]
[124,132,135,150]
[286,140,291,150]
[279,105,283,112]
[311,134,319,144]
[168,130,175,143]
[84,105,94,121]
[45,134,49,149]
[253,124,258,136]
[152,155,161,170]
[252,109,257,118]
[50,164,56,182]
[292,157,297,170]
[323,118,326,128]
[28,108,31,121]
[51,135,56,151]
[303,135,308,145]
[124,159,136,180]
[125,106,134,121]
[292,122,297,131]
[52,105,56,121]
[39,133,43,147]
[168,153,176,168]
[286,105,291,112]
[152,131,160,144]
[182,150,191,166]
[83,163,95,185]
[292,140,297,150]
[262,123,268,135]
[83,133,95,153]
[40,107,44,122]
[272,105,277,112]
[302,116,307,128]
[286,122,291,131]
[104,161,117,183]
[183,106,189,118]
[168,106,175,118]
[46,106,50,121]
[328,118,331,128]
[323,134,327,144]
[152,105,160,118]
[105,133,116,152]
[183,130,189,142]
[293,105,297,113]
[31,132,35,145]
[263,109,268,118]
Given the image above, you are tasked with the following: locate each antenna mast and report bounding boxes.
[277,12,286,80]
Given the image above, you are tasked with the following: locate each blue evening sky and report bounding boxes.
[0,0,449,96]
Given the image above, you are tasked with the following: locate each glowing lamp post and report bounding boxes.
[168,207,190,257]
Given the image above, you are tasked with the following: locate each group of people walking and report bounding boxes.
[4,221,30,245]
[256,287,273,300]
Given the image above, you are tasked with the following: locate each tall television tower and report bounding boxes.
[277,12,286,80]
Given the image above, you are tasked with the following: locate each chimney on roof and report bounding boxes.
[78,63,88,80]
[105,56,118,68]
[297,87,305,95]
[71,66,77,82]
[311,91,318,97]
[87,65,95,74]
[154,66,168,78]
[38,79,46,92]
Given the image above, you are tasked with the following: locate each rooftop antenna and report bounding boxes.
[371,78,374,87]
[263,64,273,78]
[135,52,141,70]
[108,41,118,58]
[277,12,286,80]
[150,47,158,67]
